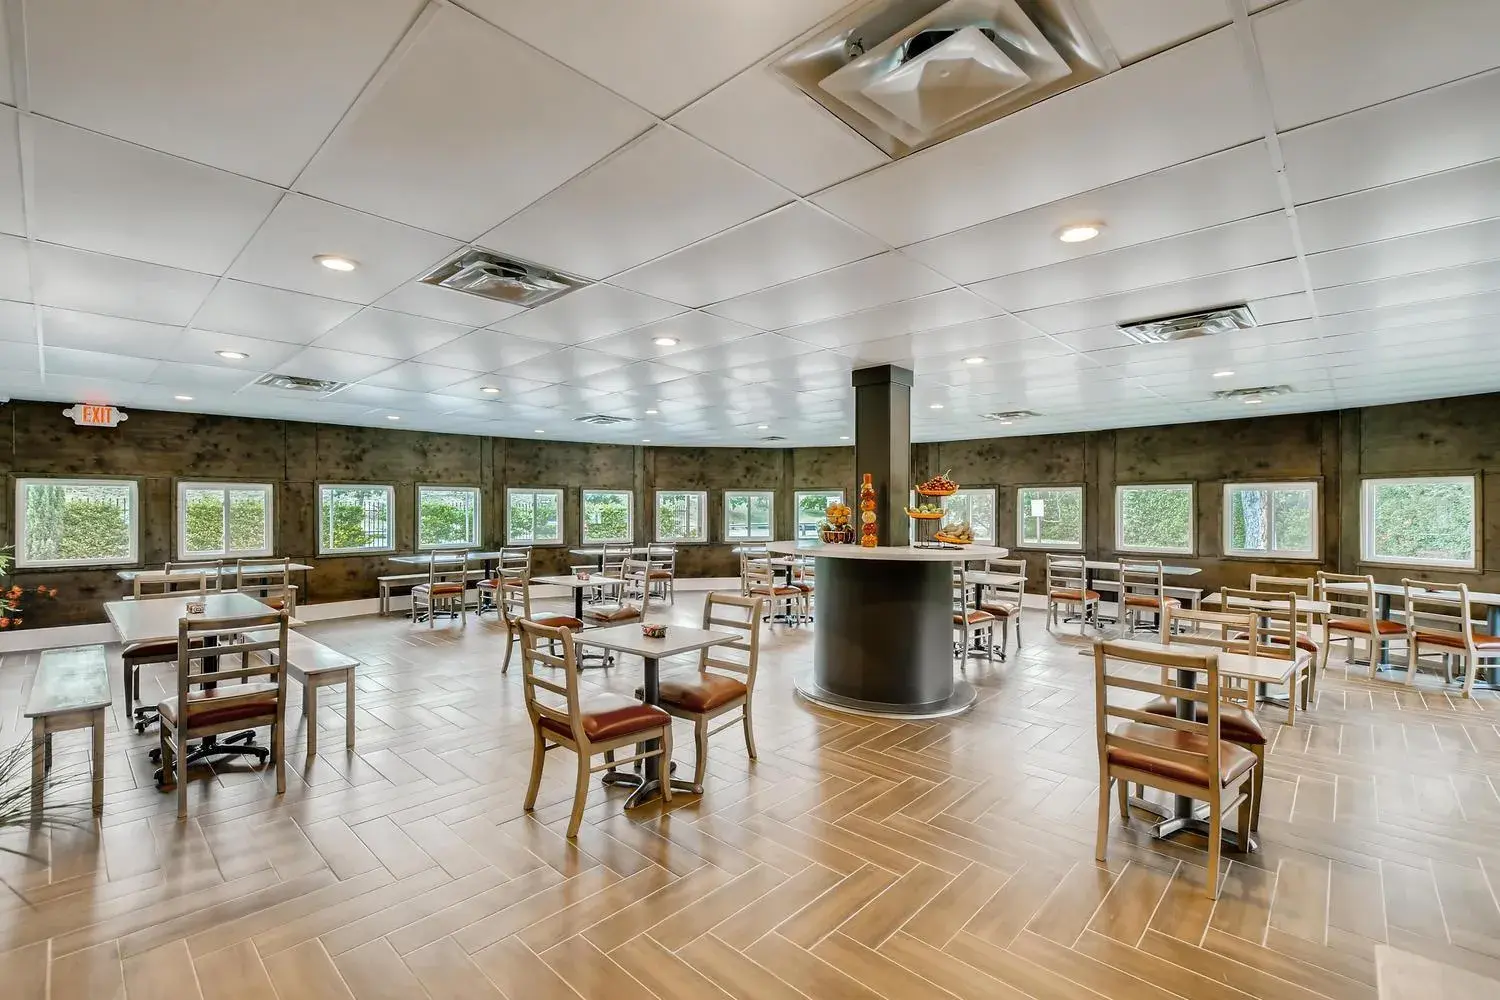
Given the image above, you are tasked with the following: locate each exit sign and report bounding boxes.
[62,404,128,428]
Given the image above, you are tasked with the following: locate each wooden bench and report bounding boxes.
[25,645,110,815]
[378,570,488,616]
[281,633,358,756]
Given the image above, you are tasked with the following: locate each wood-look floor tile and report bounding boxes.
[263,939,357,1000]
[194,940,278,1000]
[612,932,738,1000]
[122,940,207,1000]
[472,936,582,1000]
[403,935,504,999]
[746,932,884,1000]
[538,935,657,1000]
[838,861,953,947]
[777,863,898,948]
[49,939,125,1000]
[678,934,809,1000]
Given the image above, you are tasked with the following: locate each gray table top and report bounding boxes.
[103,592,302,645]
[767,541,1009,562]
[572,623,738,659]
[117,562,313,581]
[388,551,509,564]
[531,574,624,589]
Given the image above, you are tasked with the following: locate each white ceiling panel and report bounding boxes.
[297,4,653,240]
[586,361,698,394]
[42,346,159,382]
[480,127,791,280]
[0,108,24,236]
[584,311,760,361]
[177,329,301,372]
[409,329,556,372]
[191,280,360,346]
[460,0,849,117]
[227,194,458,305]
[497,347,623,383]
[373,281,526,328]
[904,142,1279,284]
[1297,159,1500,255]
[0,6,12,106]
[1308,218,1500,290]
[25,0,424,186]
[706,253,953,331]
[493,284,686,346]
[359,360,471,392]
[660,333,819,374]
[0,234,31,301]
[777,288,1002,349]
[670,67,890,196]
[1314,259,1500,317]
[812,29,1260,246]
[435,373,554,403]
[1316,290,1500,335]
[310,308,470,360]
[970,213,1296,313]
[145,362,258,392]
[274,346,396,384]
[0,300,34,343]
[1279,71,1500,206]
[28,119,281,275]
[30,244,216,325]
[0,341,40,374]
[1086,0,1229,62]
[610,203,884,307]
[1254,0,1500,130]
[39,309,185,360]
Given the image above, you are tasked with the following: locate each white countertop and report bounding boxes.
[766,541,1008,562]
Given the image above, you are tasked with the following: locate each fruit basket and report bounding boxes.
[904,507,944,520]
[933,532,972,546]
[916,471,959,497]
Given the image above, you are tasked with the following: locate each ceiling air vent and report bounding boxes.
[773,0,1109,157]
[574,414,633,426]
[254,373,348,394]
[761,435,788,442]
[1117,304,1256,346]
[980,409,1038,423]
[1214,385,1292,405]
[419,249,585,308]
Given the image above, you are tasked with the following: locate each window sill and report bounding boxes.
[1014,543,1085,552]
[1115,548,1196,558]
[1221,552,1322,563]
[318,549,397,558]
[1358,557,1481,574]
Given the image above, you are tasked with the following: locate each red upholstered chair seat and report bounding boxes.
[538,695,669,742]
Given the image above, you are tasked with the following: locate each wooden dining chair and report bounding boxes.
[519,618,672,838]
[953,566,998,662]
[1250,573,1314,598]
[583,557,652,627]
[123,571,209,732]
[1223,586,1317,716]
[1119,559,1178,635]
[788,554,815,625]
[1046,554,1099,636]
[1094,640,1257,898]
[653,592,764,792]
[1403,581,1500,697]
[646,543,677,604]
[477,547,531,615]
[165,559,224,590]
[978,557,1026,657]
[237,557,296,613]
[159,609,289,820]
[1317,571,1404,678]
[743,554,800,624]
[412,552,469,627]
[495,567,583,672]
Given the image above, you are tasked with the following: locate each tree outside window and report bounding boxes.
[318,485,394,554]
[1361,477,1475,568]
[1017,486,1083,549]
[507,488,562,545]
[794,491,843,540]
[656,491,707,543]
[1116,484,1194,554]
[941,488,996,543]
[181,482,273,559]
[725,491,774,541]
[582,490,632,545]
[418,486,481,549]
[17,479,138,567]
[1224,483,1316,559]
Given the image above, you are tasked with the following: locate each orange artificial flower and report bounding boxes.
[0,618,11,628]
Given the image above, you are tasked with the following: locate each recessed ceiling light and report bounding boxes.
[644,408,659,415]
[652,337,679,347]
[386,415,400,421]
[215,350,248,360]
[480,386,501,394]
[962,356,985,365]
[534,429,545,433]
[174,395,194,402]
[839,435,851,441]
[929,403,944,409]
[1243,396,1264,405]
[1057,223,1103,244]
[999,419,1013,426]
[756,424,770,430]
[1212,370,1236,378]
[315,254,358,272]
[641,438,651,443]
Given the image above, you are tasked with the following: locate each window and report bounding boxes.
[418,485,481,549]
[581,489,632,545]
[179,482,274,560]
[656,490,708,543]
[941,488,997,543]
[16,478,139,568]
[1361,476,1476,569]
[1224,482,1318,559]
[1017,485,1084,549]
[794,490,844,540]
[725,490,774,541]
[507,488,563,545]
[318,484,394,555]
[1115,484,1195,555]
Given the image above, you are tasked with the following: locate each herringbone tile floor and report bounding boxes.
[5,593,1500,999]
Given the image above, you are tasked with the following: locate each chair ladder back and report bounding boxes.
[497,567,532,625]
[517,619,584,739]
[620,557,654,615]
[238,557,295,611]
[1120,559,1166,605]
[1317,571,1377,628]
[983,557,1027,606]
[1402,579,1474,646]
[175,610,289,696]
[165,560,224,590]
[600,543,630,580]
[134,571,209,600]
[1161,604,1260,652]
[1219,587,1302,662]
[1047,553,1088,593]
[1095,640,1221,779]
[1250,573,1314,598]
[699,593,763,686]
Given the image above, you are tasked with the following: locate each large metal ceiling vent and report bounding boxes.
[254,373,348,394]
[1117,304,1257,346]
[574,414,633,426]
[1214,385,1292,403]
[419,249,585,308]
[980,409,1038,422]
[760,435,788,442]
[772,0,1108,157]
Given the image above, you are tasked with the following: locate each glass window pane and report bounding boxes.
[1224,483,1317,559]
[725,491,773,540]
[319,486,392,553]
[1117,485,1193,553]
[419,486,480,548]
[20,480,136,566]
[506,489,562,544]
[656,491,706,542]
[228,489,269,553]
[183,488,227,556]
[1018,486,1083,548]
[582,490,631,544]
[943,489,995,542]
[1365,478,1475,566]
[794,491,843,540]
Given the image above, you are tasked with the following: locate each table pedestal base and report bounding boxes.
[602,761,698,805]
[795,672,975,720]
[153,731,266,786]
[1129,791,1257,851]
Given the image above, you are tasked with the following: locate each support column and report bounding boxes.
[852,365,913,546]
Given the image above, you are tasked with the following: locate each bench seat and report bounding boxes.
[26,644,110,814]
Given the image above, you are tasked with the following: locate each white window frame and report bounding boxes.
[581,489,633,546]
[1016,485,1085,551]
[506,487,565,546]
[15,477,140,568]
[724,490,775,542]
[317,483,396,556]
[416,484,482,550]
[654,490,709,544]
[1222,481,1320,561]
[794,490,844,541]
[1115,483,1196,556]
[1360,475,1478,570]
[177,481,275,560]
[942,487,998,544]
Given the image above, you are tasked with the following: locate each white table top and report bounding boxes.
[531,574,624,590]
[117,562,313,581]
[1105,638,1304,685]
[966,571,1024,587]
[1084,559,1201,576]
[572,623,737,659]
[1201,593,1333,615]
[568,547,652,557]
[103,592,302,645]
[1322,580,1500,606]
[388,550,509,564]
[766,541,1009,562]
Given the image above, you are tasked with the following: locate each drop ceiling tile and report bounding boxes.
[0,341,39,374]
[145,362,259,391]
[31,244,216,325]
[1317,290,1500,334]
[461,0,849,117]
[493,284,686,346]
[661,333,820,374]
[1314,259,1500,317]
[275,346,396,384]
[705,253,953,331]
[1254,0,1500,131]
[359,360,472,392]
[812,29,1260,246]
[480,127,791,281]
[584,311,760,361]
[729,350,855,387]
[776,288,1000,349]
[1280,71,1500,206]
[1087,0,1230,63]
[311,308,471,360]
[1308,218,1500,290]
[410,329,557,371]
[652,373,746,402]
[1053,326,1137,353]
[0,109,23,236]
[192,279,361,345]
[29,119,281,275]
[297,4,653,240]
[587,361,698,393]
[610,203,885,307]
[670,66,890,196]
[0,300,34,343]
[1297,160,1500,255]
[437,373,555,402]
[970,213,1297,312]
[227,194,458,305]
[39,309,185,360]
[25,0,424,186]
[177,330,302,372]
[42,346,159,382]
[496,347,622,384]
[373,280,527,328]
[0,235,27,302]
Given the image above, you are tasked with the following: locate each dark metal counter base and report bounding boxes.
[794,672,976,720]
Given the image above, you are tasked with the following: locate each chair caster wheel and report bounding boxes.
[691,784,704,795]
[149,748,162,762]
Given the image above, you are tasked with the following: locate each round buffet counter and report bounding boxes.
[766,540,1009,719]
